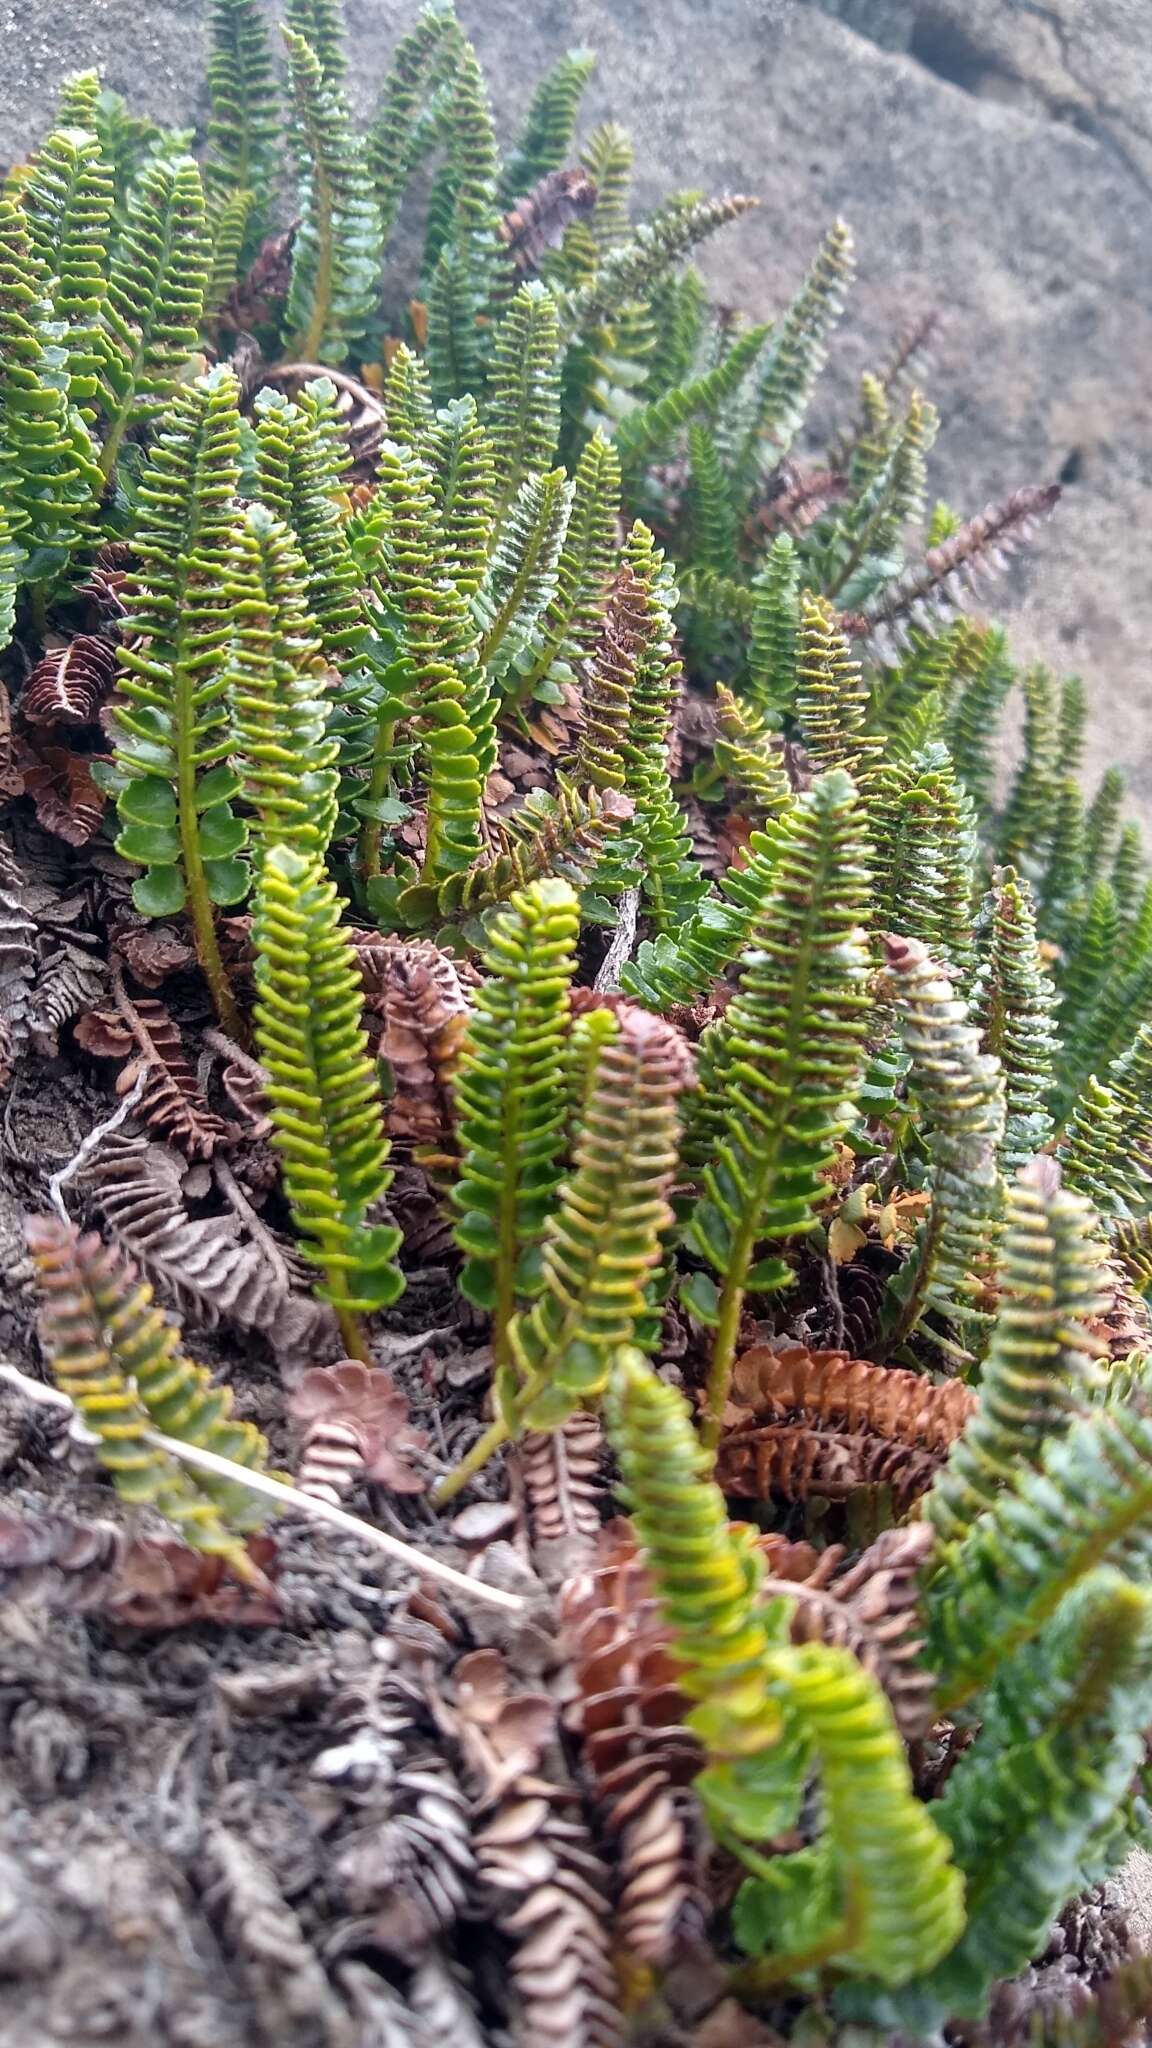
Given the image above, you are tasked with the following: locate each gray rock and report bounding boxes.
[2,0,1152,822]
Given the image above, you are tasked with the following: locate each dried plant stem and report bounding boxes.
[143,1429,525,1611]
[47,1067,150,1223]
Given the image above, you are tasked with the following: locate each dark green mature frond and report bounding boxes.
[1108,1021,1152,1172]
[854,1570,1152,2029]
[641,264,708,403]
[0,196,100,626]
[562,192,759,337]
[876,935,1005,1358]
[579,120,633,251]
[873,743,978,982]
[1057,1075,1139,1219]
[425,394,496,600]
[95,154,210,475]
[487,280,561,516]
[29,1217,271,1565]
[283,26,381,362]
[498,47,595,204]
[493,1007,691,1445]
[107,367,246,1029]
[253,379,364,663]
[745,532,800,719]
[253,844,403,1338]
[796,590,884,782]
[972,867,1060,1171]
[284,0,346,83]
[714,685,794,823]
[612,319,768,468]
[1038,774,1087,942]
[227,502,339,866]
[810,387,938,612]
[572,557,653,792]
[424,38,504,403]
[753,217,855,469]
[204,0,279,213]
[21,124,114,407]
[54,70,101,128]
[687,417,738,577]
[1110,821,1144,924]
[685,770,872,1436]
[1082,766,1126,893]
[367,3,460,244]
[945,623,1016,827]
[997,663,1061,869]
[204,187,255,313]
[431,779,633,922]
[474,465,573,687]
[451,877,579,1341]
[926,1160,1105,1547]
[508,425,620,710]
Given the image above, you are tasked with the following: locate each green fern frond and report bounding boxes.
[424,39,504,403]
[612,318,768,468]
[744,532,800,720]
[283,26,381,362]
[812,387,938,610]
[284,0,346,83]
[1038,775,1087,942]
[252,843,403,1345]
[383,340,435,450]
[926,1161,1105,1547]
[972,867,1060,1171]
[1110,821,1144,923]
[253,379,364,663]
[1057,1075,1140,1219]
[508,425,620,712]
[0,197,100,611]
[875,934,1005,1359]
[29,1216,272,1564]
[796,590,883,782]
[997,663,1061,869]
[430,778,633,922]
[1108,1021,1152,1171]
[451,877,580,1341]
[425,393,496,599]
[640,265,708,403]
[944,624,1016,826]
[563,192,759,337]
[873,743,978,981]
[55,70,101,128]
[687,417,738,577]
[21,124,114,408]
[619,840,783,1010]
[714,685,794,823]
[227,502,338,866]
[474,464,573,684]
[579,120,634,251]
[486,280,561,516]
[498,47,595,204]
[685,770,872,1438]
[367,3,461,244]
[107,366,246,1034]
[95,154,210,476]
[753,217,854,469]
[204,0,279,215]
[1082,766,1126,891]
[204,187,255,313]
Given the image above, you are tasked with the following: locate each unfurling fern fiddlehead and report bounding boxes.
[28,1216,272,1574]
[684,769,872,1444]
[252,844,404,1358]
[435,1004,692,1502]
[609,1350,964,1989]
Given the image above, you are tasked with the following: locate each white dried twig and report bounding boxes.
[47,1067,150,1223]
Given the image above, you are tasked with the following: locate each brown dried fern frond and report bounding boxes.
[359,935,472,1150]
[17,739,107,847]
[717,1419,946,1513]
[21,635,118,727]
[762,1523,937,1740]
[76,973,234,1159]
[844,484,1061,655]
[288,1359,428,1504]
[26,941,108,1058]
[0,844,36,1079]
[499,166,598,273]
[516,1412,608,1578]
[726,1344,975,1449]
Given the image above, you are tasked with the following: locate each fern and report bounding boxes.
[1082,766,1126,891]
[611,318,768,468]
[925,1160,1105,1547]
[204,0,279,220]
[873,743,978,980]
[425,393,496,600]
[684,770,872,1440]
[450,877,580,1343]
[21,123,114,409]
[498,47,595,204]
[383,340,435,451]
[424,38,504,403]
[713,685,794,823]
[507,425,620,711]
[687,416,739,578]
[95,153,210,477]
[284,0,347,84]
[367,3,461,244]
[487,279,561,516]
[283,26,381,362]
[745,532,801,720]
[29,1216,272,1568]
[473,465,574,682]
[204,187,255,313]
[997,663,1061,870]
[945,624,1016,827]
[751,217,855,470]
[972,867,1060,1171]
[430,779,633,923]
[1057,1075,1138,1219]
[253,379,364,663]
[107,366,247,1036]
[796,590,883,783]
[252,844,403,1353]
[563,192,759,338]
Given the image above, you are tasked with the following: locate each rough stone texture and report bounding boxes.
[3,0,1152,816]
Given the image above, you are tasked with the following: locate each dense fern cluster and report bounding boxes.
[5,4,1152,2043]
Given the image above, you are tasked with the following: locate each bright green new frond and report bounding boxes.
[945,623,1016,826]
[753,217,854,468]
[383,340,435,451]
[499,47,596,203]
[252,844,403,1341]
[498,1008,690,1433]
[425,394,496,600]
[204,0,279,213]
[620,826,785,1010]
[510,426,620,710]
[573,558,655,792]
[424,39,503,403]
[367,4,460,243]
[21,125,114,406]
[474,465,573,683]
[563,192,760,338]
[854,1571,1152,2029]
[745,532,800,719]
[0,196,100,609]
[55,70,101,129]
[686,770,872,1438]
[876,935,1005,1358]
[95,154,210,475]
[487,280,561,515]
[451,877,579,1343]
[29,1217,272,1566]
[997,663,1061,869]
[284,0,346,83]
[226,502,338,866]
[714,685,794,824]
[972,866,1059,1170]
[253,379,364,663]
[926,1161,1104,1548]
[283,27,381,363]
[108,366,246,1031]
[796,590,883,782]
[612,319,768,468]
[612,522,707,928]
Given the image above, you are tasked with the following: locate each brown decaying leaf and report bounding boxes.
[0,677,22,797]
[359,936,472,1150]
[498,165,598,272]
[844,483,1063,651]
[745,460,850,543]
[21,634,119,727]
[515,1413,607,1578]
[77,539,133,618]
[218,223,297,335]
[288,1359,428,1504]
[718,1421,946,1513]
[761,1523,938,1741]
[724,1344,975,1448]
[106,910,196,987]
[0,843,36,1075]
[1088,1253,1152,1362]
[0,1510,279,1628]
[77,974,234,1159]
[16,739,107,846]
[26,941,108,1057]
